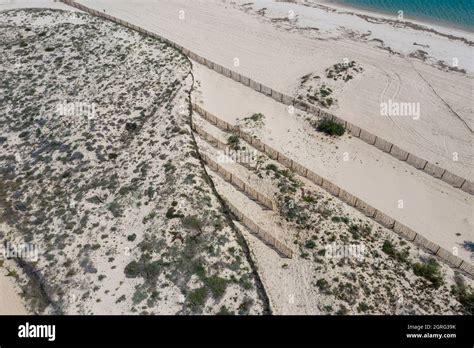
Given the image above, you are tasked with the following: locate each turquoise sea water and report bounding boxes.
[331,0,474,30]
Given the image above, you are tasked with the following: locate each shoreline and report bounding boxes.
[1,0,472,43]
[312,0,474,41]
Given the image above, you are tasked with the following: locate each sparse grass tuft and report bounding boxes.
[182,215,203,231]
[382,240,409,263]
[188,287,208,309]
[205,275,228,299]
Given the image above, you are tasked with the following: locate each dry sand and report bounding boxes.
[0,269,27,315]
[75,0,473,180]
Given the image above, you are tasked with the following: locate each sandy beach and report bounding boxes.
[74,0,473,181]
[317,0,474,35]
[0,267,27,315]
[1,0,472,317]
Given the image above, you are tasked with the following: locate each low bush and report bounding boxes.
[227,134,240,150]
[413,258,443,288]
[382,240,409,263]
[182,215,203,231]
[188,287,208,309]
[357,302,370,313]
[315,278,331,294]
[316,119,345,136]
[205,275,227,299]
[451,274,474,314]
[124,261,140,278]
[217,306,234,315]
[302,195,317,204]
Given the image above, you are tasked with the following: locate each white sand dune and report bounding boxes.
[1,6,267,315]
[74,0,473,181]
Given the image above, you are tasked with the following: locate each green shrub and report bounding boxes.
[413,259,443,288]
[248,113,264,122]
[205,275,227,299]
[382,240,409,263]
[360,224,372,235]
[320,87,332,97]
[107,201,123,218]
[124,259,163,280]
[382,240,396,256]
[451,274,474,314]
[239,274,253,290]
[357,302,370,313]
[132,289,147,305]
[227,134,240,150]
[217,306,234,315]
[336,304,349,315]
[265,163,278,172]
[124,261,140,278]
[302,195,317,204]
[193,263,228,298]
[144,261,162,279]
[349,224,360,240]
[182,215,203,231]
[243,113,265,127]
[305,240,316,249]
[188,287,208,308]
[164,161,176,173]
[193,263,206,279]
[316,119,345,136]
[316,278,331,294]
[165,206,183,219]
